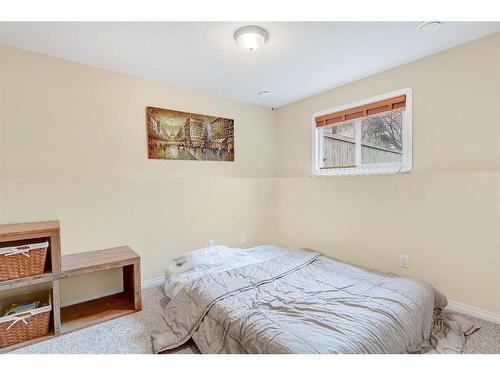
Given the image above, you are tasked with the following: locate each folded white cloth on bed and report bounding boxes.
[171,245,230,265]
[164,244,288,298]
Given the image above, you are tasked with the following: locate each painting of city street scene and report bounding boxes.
[146,106,234,161]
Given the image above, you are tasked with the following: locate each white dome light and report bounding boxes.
[416,21,443,34]
[234,25,268,52]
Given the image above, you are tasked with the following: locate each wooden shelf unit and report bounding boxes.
[0,221,142,353]
[59,246,141,334]
[61,292,135,334]
[0,272,55,292]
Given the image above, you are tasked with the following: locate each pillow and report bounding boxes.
[172,245,229,265]
[165,245,234,288]
[164,245,289,298]
[167,244,288,280]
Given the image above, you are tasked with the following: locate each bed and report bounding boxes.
[152,245,475,354]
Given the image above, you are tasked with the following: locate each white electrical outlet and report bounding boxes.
[208,240,215,247]
[400,255,409,269]
[240,234,247,243]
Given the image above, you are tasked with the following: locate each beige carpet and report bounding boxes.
[12,286,500,354]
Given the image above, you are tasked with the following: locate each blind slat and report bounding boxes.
[315,95,406,127]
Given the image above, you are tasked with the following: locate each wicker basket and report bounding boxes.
[0,290,52,348]
[0,242,48,281]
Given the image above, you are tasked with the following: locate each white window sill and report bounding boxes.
[312,163,412,177]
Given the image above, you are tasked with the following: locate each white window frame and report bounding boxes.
[312,88,412,177]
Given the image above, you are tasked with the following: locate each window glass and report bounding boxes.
[321,122,356,168]
[361,109,403,165]
[313,90,411,176]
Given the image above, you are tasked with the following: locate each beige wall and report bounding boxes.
[0,46,276,179]
[1,33,499,314]
[273,33,500,314]
[0,46,276,302]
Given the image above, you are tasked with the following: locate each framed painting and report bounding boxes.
[146,106,234,161]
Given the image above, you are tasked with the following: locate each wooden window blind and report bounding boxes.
[315,95,406,127]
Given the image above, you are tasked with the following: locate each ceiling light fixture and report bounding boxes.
[234,25,268,51]
[258,90,272,98]
[416,21,443,34]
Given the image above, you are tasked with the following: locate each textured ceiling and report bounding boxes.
[0,22,499,107]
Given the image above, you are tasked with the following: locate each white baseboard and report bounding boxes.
[62,276,500,326]
[137,277,500,326]
[138,277,500,325]
[142,276,165,289]
[447,300,500,325]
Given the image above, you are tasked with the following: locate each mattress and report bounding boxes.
[152,246,474,354]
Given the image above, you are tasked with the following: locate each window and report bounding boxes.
[312,89,412,176]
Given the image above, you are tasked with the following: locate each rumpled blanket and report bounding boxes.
[419,310,479,353]
[152,248,478,354]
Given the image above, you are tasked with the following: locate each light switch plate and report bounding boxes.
[400,254,409,269]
